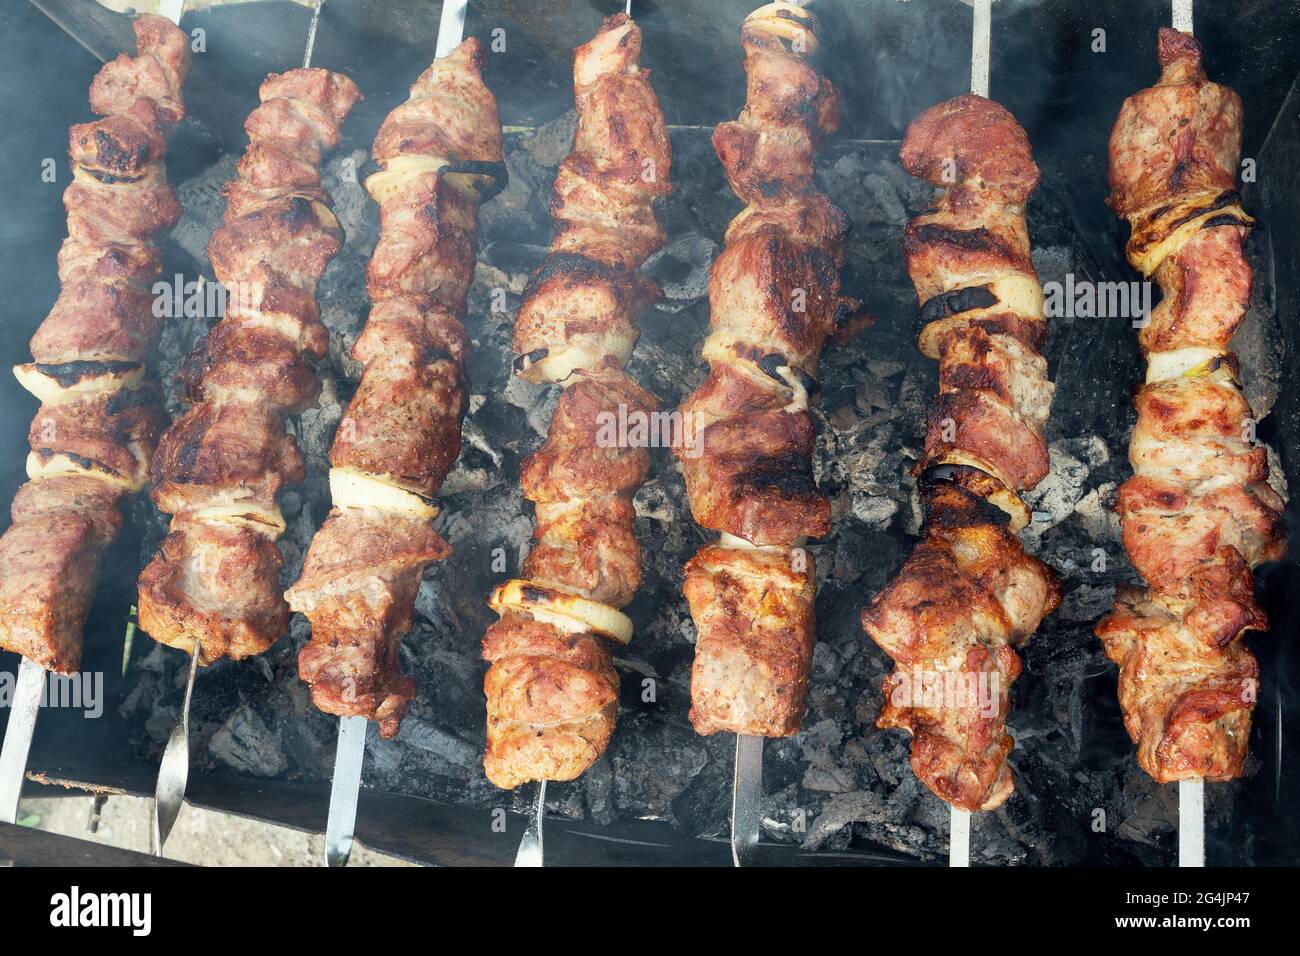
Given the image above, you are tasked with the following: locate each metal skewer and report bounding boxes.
[149,0,322,859]
[436,0,468,59]
[1178,778,1204,867]
[0,659,45,825]
[949,804,971,867]
[319,0,468,868]
[969,0,991,99]
[508,0,649,870]
[943,0,995,870]
[725,0,822,871]
[151,643,199,853]
[1169,0,1204,870]
[324,714,367,866]
[514,780,545,867]
[731,734,763,865]
[0,0,189,839]
[158,0,186,26]
[302,0,323,69]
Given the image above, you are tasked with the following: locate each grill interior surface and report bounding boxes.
[2,0,1299,865]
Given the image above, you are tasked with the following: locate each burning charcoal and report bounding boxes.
[207,705,288,778]
[805,790,888,851]
[1021,441,1090,528]
[644,232,717,311]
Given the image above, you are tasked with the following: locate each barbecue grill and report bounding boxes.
[1,0,1297,867]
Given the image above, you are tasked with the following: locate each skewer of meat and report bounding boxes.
[286,38,504,739]
[860,90,1060,816]
[677,2,854,742]
[0,14,189,675]
[137,68,360,663]
[480,12,671,792]
[1095,26,1283,812]
[672,2,860,864]
[135,0,358,855]
[0,11,190,826]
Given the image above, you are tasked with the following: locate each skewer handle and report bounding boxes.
[514,780,546,866]
[1178,779,1205,867]
[436,0,469,59]
[970,0,992,97]
[0,659,45,825]
[949,806,971,867]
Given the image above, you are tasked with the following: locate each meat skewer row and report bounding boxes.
[1096,29,1284,784]
[137,68,360,664]
[861,94,1061,812]
[285,39,505,739]
[0,15,189,673]
[676,2,858,739]
[481,12,671,790]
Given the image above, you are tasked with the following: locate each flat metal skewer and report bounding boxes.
[152,643,199,855]
[0,659,45,825]
[508,0,636,870]
[943,0,994,872]
[951,0,995,871]
[731,733,763,866]
[319,0,468,867]
[302,0,323,68]
[1169,0,1205,869]
[1178,778,1205,867]
[435,0,467,60]
[324,715,367,866]
[970,0,992,99]
[0,0,189,837]
[949,805,971,867]
[152,0,316,859]
[158,0,186,25]
[514,780,545,866]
